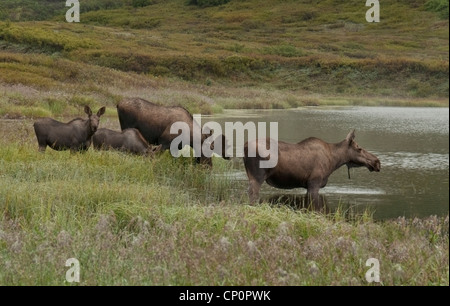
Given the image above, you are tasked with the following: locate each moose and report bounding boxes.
[117,98,228,166]
[33,105,106,153]
[243,131,381,209]
[93,128,162,156]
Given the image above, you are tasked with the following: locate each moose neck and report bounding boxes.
[330,141,351,172]
[83,118,94,138]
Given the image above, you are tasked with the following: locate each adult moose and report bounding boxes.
[33,105,106,153]
[117,98,228,166]
[243,131,381,209]
[93,128,162,156]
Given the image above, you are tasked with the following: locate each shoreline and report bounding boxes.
[1,98,448,120]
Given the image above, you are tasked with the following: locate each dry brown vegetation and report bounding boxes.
[0,0,449,118]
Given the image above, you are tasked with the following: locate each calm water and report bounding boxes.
[1,107,448,220]
[207,107,449,220]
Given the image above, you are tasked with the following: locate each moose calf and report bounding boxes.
[93,128,162,156]
[33,105,106,153]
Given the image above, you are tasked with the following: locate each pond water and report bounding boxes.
[1,106,448,220]
[207,107,449,220]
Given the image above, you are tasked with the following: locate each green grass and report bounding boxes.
[425,0,450,19]
[0,0,448,118]
[0,141,448,286]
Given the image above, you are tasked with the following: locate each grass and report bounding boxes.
[425,0,450,19]
[0,129,448,285]
[0,142,448,286]
[0,0,448,118]
[0,0,448,286]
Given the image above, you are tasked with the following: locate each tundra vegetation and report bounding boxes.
[0,0,448,118]
[0,128,448,285]
[0,0,448,285]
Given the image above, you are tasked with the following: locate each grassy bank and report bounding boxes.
[0,0,449,118]
[0,141,448,286]
[1,72,447,120]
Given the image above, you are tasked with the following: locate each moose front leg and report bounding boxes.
[38,145,47,153]
[306,185,324,211]
[244,157,267,205]
[248,178,264,205]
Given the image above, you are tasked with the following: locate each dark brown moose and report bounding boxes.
[33,105,106,153]
[243,131,381,209]
[93,128,162,156]
[117,98,228,166]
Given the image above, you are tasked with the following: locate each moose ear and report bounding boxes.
[346,130,356,144]
[84,105,92,116]
[97,106,106,117]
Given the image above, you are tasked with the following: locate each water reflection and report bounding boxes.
[211,107,449,220]
[378,152,449,171]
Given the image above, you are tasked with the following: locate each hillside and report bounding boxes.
[0,0,449,117]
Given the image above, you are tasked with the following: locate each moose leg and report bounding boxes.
[158,129,183,156]
[38,144,47,153]
[158,138,172,152]
[35,137,47,153]
[306,186,322,211]
[244,160,266,205]
[248,178,264,205]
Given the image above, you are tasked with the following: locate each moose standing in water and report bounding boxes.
[33,105,106,153]
[117,98,228,166]
[243,131,381,209]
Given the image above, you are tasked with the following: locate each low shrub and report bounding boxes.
[425,0,449,19]
[188,0,231,8]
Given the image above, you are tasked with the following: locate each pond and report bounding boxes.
[207,107,449,220]
[1,106,448,220]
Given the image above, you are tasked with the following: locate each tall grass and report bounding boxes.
[0,141,448,285]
